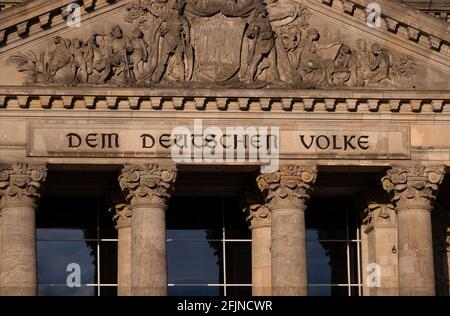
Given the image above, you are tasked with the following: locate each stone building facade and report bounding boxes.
[0,0,449,296]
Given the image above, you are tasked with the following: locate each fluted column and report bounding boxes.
[360,191,398,296]
[242,189,271,296]
[0,163,47,296]
[257,165,317,296]
[382,165,445,296]
[119,164,177,296]
[110,199,132,296]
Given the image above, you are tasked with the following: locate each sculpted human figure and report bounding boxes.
[47,36,72,77]
[354,39,371,87]
[94,25,134,84]
[246,6,280,83]
[130,27,148,80]
[299,28,340,87]
[71,38,88,83]
[152,0,192,83]
[368,43,392,84]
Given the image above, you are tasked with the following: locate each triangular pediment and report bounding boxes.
[0,0,449,89]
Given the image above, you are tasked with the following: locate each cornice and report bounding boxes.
[315,0,450,57]
[0,86,449,114]
[0,0,121,47]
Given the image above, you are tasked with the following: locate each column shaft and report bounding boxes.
[119,164,177,297]
[397,208,434,295]
[257,165,317,296]
[117,225,131,296]
[251,226,271,296]
[131,205,167,296]
[0,163,46,296]
[382,165,445,296]
[271,207,307,295]
[0,206,36,295]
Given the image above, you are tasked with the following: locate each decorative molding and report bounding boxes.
[118,163,177,208]
[6,1,422,89]
[315,0,450,56]
[358,189,396,233]
[110,203,132,229]
[0,0,122,45]
[381,165,446,210]
[0,87,449,114]
[241,189,271,230]
[256,164,317,210]
[108,186,131,229]
[0,162,47,208]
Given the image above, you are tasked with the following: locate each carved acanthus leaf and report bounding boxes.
[241,189,271,229]
[0,163,47,207]
[118,164,177,208]
[256,165,317,210]
[382,166,445,209]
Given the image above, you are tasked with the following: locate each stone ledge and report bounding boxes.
[317,0,450,56]
[0,86,449,113]
[0,0,120,46]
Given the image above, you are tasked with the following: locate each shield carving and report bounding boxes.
[190,13,246,82]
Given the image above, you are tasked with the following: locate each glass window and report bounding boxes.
[167,197,252,295]
[306,198,362,296]
[36,195,117,296]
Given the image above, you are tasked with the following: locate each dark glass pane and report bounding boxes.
[308,285,349,296]
[306,198,348,241]
[100,286,117,296]
[168,286,223,296]
[224,198,250,239]
[36,196,98,239]
[306,241,348,285]
[37,241,96,285]
[348,241,360,284]
[226,242,251,285]
[350,286,361,296]
[37,228,87,241]
[226,286,252,296]
[100,241,117,285]
[38,285,96,296]
[347,201,358,240]
[98,202,117,239]
[167,241,223,284]
[167,197,223,240]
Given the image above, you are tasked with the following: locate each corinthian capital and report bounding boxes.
[108,187,131,228]
[256,165,317,210]
[0,163,47,208]
[241,189,271,229]
[382,165,445,210]
[118,164,177,208]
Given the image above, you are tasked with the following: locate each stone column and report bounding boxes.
[382,165,445,296]
[110,199,132,296]
[257,165,317,296]
[119,164,177,296]
[0,163,47,296]
[242,190,271,296]
[360,192,398,296]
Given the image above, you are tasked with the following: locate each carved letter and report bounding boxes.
[316,135,331,150]
[141,134,155,149]
[101,133,119,149]
[159,134,171,149]
[358,135,370,150]
[332,135,343,150]
[344,135,357,150]
[299,135,314,149]
[86,133,98,148]
[67,133,82,148]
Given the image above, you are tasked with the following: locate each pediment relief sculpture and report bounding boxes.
[5,0,427,89]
